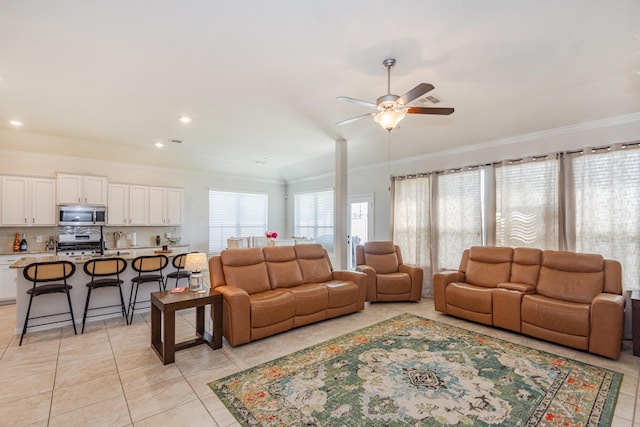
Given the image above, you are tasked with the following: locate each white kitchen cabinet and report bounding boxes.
[57,173,108,205]
[107,183,148,225]
[0,255,21,302]
[1,176,56,226]
[149,187,183,225]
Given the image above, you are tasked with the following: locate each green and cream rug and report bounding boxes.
[209,313,622,426]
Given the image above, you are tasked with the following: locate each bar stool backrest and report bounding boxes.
[23,261,76,283]
[172,253,189,270]
[132,255,168,273]
[83,258,128,277]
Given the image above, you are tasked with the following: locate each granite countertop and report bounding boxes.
[1,244,189,257]
[9,244,192,268]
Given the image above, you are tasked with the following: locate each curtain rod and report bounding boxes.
[391,140,640,180]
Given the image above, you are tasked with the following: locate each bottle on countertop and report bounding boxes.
[155,235,161,246]
[20,234,27,252]
[13,233,20,252]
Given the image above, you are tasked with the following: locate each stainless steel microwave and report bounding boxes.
[58,205,106,226]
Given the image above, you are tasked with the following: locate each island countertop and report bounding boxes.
[9,244,190,268]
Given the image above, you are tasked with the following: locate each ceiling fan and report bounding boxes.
[336,58,454,132]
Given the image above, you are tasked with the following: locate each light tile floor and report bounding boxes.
[0,299,638,426]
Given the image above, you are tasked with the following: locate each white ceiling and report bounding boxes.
[1,1,639,182]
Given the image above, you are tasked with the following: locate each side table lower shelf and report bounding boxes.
[151,289,222,364]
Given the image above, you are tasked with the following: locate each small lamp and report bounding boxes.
[184,252,208,293]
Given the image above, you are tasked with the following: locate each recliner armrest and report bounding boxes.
[433,270,465,312]
[399,264,424,301]
[589,293,625,359]
[356,265,378,302]
[332,270,367,307]
[213,285,251,346]
[497,282,536,293]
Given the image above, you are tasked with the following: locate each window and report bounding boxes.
[208,190,268,253]
[495,158,559,249]
[294,189,334,252]
[435,169,482,270]
[570,147,640,292]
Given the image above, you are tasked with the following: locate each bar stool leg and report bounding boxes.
[117,285,127,321]
[20,292,35,346]
[128,283,140,325]
[66,287,77,335]
[82,287,92,333]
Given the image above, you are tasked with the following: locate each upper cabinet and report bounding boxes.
[110,184,182,226]
[57,173,108,205]
[107,184,149,226]
[1,176,56,226]
[149,187,183,225]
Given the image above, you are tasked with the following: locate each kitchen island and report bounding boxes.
[10,247,194,335]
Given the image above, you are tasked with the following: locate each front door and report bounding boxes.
[348,194,374,269]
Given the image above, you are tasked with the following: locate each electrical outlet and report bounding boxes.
[36,235,43,243]
[166,232,172,238]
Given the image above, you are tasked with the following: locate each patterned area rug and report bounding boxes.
[209,313,622,426]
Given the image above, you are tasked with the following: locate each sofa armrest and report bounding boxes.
[356,265,378,302]
[399,264,424,301]
[213,285,251,347]
[590,293,625,359]
[332,270,368,308]
[433,270,465,313]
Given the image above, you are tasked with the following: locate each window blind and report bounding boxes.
[208,190,268,253]
[294,189,334,252]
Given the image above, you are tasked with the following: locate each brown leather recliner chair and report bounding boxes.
[355,241,423,302]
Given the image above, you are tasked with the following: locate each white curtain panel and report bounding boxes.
[569,147,640,292]
[495,158,559,249]
[433,169,483,272]
[391,176,433,296]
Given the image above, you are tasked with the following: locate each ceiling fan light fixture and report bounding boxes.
[374,109,405,132]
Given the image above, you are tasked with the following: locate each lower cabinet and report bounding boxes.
[0,255,21,303]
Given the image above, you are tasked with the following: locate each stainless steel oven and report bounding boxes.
[58,205,106,226]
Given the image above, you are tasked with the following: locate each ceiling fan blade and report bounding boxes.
[336,96,378,109]
[336,113,375,126]
[397,83,434,105]
[406,106,455,115]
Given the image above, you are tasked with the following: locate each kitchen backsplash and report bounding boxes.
[0,226,183,254]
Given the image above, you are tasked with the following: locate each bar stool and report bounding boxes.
[20,260,77,346]
[127,254,168,324]
[82,257,128,332]
[164,253,192,290]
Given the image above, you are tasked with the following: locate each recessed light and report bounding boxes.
[178,116,192,124]
[9,120,23,126]
[154,141,164,148]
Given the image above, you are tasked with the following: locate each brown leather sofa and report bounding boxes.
[208,244,367,346]
[355,241,423,302]
[433,246,624,359]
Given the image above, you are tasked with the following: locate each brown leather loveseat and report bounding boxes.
[433,246,624,359]
[208,244,367,346]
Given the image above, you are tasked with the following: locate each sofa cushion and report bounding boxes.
[465,246,513,288]
[295,244,333,283]
[377,272,411,295]
[362,241,399,274]
[322,280,360,308]
[250,290,296,328]
[510,248,542,286]
[521,294,590,337]
[263,246,304,289]
[286,283,328,315]
[446,282,493,314]
[221,248,271,294]
[536,251,604,304]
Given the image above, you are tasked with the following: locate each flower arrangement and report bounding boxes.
[265,231,278,239]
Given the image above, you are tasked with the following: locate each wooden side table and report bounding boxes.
[151,289,222,364]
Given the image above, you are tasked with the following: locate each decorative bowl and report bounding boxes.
[167,237,181,245]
